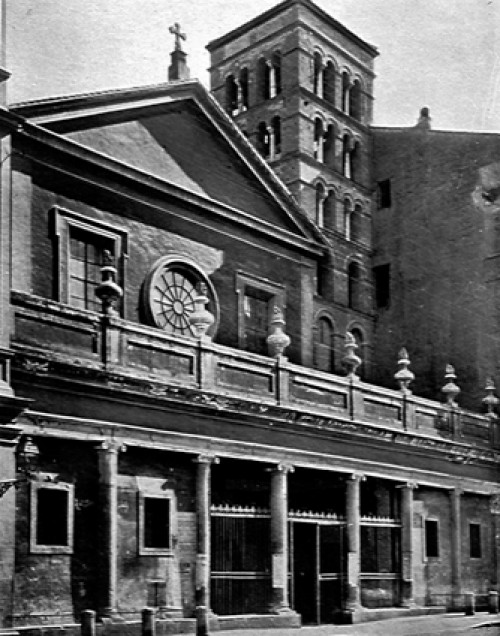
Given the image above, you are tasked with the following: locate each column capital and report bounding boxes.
[397,481,419,490]
[194,454,220,465]
[449,486,463,497]
[269,462,294,475]
[97,440,126,454]
[348,472,365,483]
[490,494,500,515]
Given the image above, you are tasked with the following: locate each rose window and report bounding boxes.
[142,257,218,338]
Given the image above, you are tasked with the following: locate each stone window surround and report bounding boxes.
[30,477,75,555]
[51,206,129,315]
[137,478,177,557]
[235,271,286,351]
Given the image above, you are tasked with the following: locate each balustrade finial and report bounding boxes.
[95,250,123,317]
[266,305,291,359]
[483,376,499,419]
[394,347,415,394]
[442,364,460,407]
[343,331,361,378]
[188,283,214,340]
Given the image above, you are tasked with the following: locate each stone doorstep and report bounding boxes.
[344,605,447,624]
[215,613,302,631]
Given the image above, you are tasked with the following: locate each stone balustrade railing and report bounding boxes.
[11,291,499,450]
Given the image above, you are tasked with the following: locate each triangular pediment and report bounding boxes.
[13,83,321,244]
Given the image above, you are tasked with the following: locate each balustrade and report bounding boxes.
[10,291,499,450]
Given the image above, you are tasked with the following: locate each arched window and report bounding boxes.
[348,261,361,310]
[323,61,336,105]
[239,67,249,110]
[257,122,270,158]
[351,204,362,243]
[257,57,268,101]
[350,141,360,182]
[313,52,323,97]
[342,72,350,113]
[314,118,324,162]
[324,124,336,167]
[324,191,336,231]
[271,116,281,157]
[349,79,362,120]
[313,316,335,372]
[225,74,238,115]
[271,51,282,97]
[344,198,352,240]
[342,134,351,178]
[315,182,325,226]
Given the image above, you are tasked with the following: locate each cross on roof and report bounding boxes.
[169,22,186,51]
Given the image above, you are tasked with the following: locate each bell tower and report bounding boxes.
[207,0,378,377]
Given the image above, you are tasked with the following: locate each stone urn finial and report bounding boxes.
[188,283,214,340]
[342,331,362,378]
[266,305,291,358]
[442,364,460,407]
[394,347,415,394]
[95,250,123,317]
[483,376,499,419]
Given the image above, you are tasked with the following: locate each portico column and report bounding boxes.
[346,473,363,612]
[450,488,462,609]
[490,495,500,590]
[400,482,418,607]
[194,455,218,636]
[269,463,294,613]
[97,441,124,618]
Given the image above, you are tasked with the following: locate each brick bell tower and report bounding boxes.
[207,0,378,377]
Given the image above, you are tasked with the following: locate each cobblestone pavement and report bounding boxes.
[219,613,500,636]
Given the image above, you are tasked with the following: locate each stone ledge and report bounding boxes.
[342,605,446,624]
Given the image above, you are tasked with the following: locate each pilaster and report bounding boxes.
[400,482,418,607]
[450,488,462,609]
[345,472,363,613]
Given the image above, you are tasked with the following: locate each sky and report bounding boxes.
[7,0,500,131]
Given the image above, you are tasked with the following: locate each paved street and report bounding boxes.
[220,614,500,636]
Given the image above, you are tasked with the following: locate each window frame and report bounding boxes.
[469,522,482,559]
[424,518,440,559]
[373,263,391,309]
[51,206,128,315]
[235,271,286,353]
[30,478,75,555]
[377,180,392,209]
[137,481,177,557]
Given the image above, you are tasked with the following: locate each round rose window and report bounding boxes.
[142,257,218,338]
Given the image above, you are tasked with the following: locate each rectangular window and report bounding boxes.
[144,497,171,549]
[373,264,391,309]
[138,488,175,556]
[425,519,439,558]
[30,481,74,554]
[377,179,392,209]
[52,207,128,314]
[470,523,482,558]
[236,272,286,356]
[147,581,167,608]
[243,288,271,355]
[69,227,114,312]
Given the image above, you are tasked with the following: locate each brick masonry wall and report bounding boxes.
[372,127,500,408]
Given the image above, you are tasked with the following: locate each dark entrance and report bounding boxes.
[290,521,345,624]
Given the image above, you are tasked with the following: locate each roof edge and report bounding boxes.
[206,0,378,58]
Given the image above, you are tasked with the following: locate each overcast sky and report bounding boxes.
[7,0,500,131]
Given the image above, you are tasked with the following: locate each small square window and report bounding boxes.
[425,519,439,558]
[147,581,167,607]
[377,180,392,209]
[470,523,482,558]
[138,489,175,556]
[30,481,74,554]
